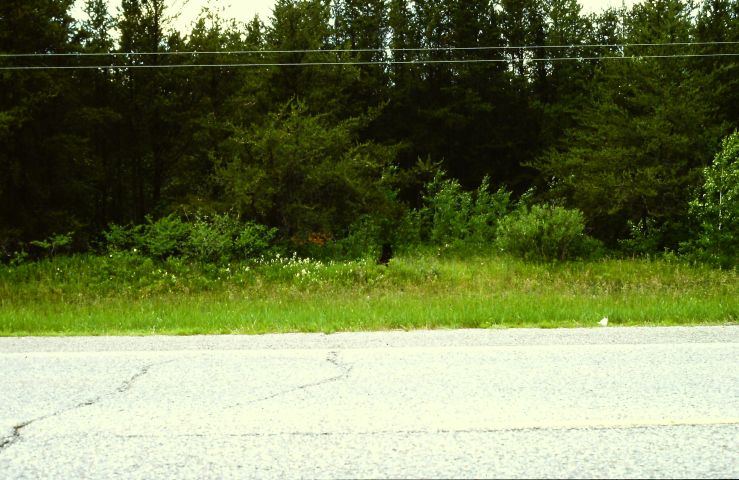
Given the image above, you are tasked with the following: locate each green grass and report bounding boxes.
[1,251,736,335]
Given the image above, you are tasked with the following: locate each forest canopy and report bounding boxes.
[1,0,737,264]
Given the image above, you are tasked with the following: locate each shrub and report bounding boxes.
[141,214,190,259]
[234,221,278,260]
[419,174,512,247]
[618,218,664,257]
[422,174,473,245]
[495,204,599,262]
[186,213,241,264]
[29,231,74,258]
[102,213,278,264]
[330,215,383,260]
[468,177,512,244]
[102,223,143,252]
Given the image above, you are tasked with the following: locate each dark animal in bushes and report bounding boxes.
[378,243,393,265]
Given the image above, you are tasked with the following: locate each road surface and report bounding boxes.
[1,327,737,478]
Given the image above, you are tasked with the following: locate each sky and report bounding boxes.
[74,1,638,33]
[174,0,636,28]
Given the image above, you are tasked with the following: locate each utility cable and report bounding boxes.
[0,40,738,58]
[1,52,737,70]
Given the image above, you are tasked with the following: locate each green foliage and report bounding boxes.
[618,218,665,258]
[141,214,190,259]
[186,213,242,264]
[233,221,279,261]
[2,253,736,335]
[418,174,512,248]
[29,231,74,258]
[329,215,383,260]
[102,213,278,264]
[495,204,600,262]
[687,131,739,268]
[534,0,726,249]
[1,0,737,268]
[102,223,143,252]
[215,101,398,243]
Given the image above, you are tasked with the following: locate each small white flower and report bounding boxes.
[599,317,609,327]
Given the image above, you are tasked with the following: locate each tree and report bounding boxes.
[537,0,593,144]
[535,0,724,249]
[213,101,397,241]
[0,0,84,250]
[264,0,342,114]
[331,0,389,116]
[115,0,182,221]
[158,9,260,214]
[694,0,739,128]
[688,131,739,267]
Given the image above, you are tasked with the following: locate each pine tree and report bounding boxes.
[0,0,83,249]
[535,0,723,248]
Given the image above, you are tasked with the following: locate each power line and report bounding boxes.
[1,53,737,70]
[0,41,737,58]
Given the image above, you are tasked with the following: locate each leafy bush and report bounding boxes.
[102,223,143,252]
[618,218,664,257]
[686,131,739,268]
[419,174,512,247]
[469,177,513,244]
[29,231,74,258]
[141,214,190,259]
[186,213,241,264]
[102,213,278,264]
[495,204,599,262]
[234,221,278,260]
[330,215,382,260]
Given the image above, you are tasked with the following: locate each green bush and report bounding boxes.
[618,218,664,257]
[186,213,241,264]
[330,215,383,260]
[495,204,599,262]
[687,131,739,268]
[469,177,513,244]
[29,231,74,258]
[141,214,190,259]
[419,174,512,247]
[102,223,143,252]
[102,213,278,264]
[234,221,278,260]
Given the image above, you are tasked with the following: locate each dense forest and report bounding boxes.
[1,0,738,265]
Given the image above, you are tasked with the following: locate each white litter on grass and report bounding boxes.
[599,317,609,327]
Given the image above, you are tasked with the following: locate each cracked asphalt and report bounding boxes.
[1,326,737,479]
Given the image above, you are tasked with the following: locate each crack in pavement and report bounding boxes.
[0,359,173,454]
[228,351,353,409]
[82,420,739,440]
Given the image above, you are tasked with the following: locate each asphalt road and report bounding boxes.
[1,327,737,479]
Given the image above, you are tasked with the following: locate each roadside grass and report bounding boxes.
[1,252,736,335]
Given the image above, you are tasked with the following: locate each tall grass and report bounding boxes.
[1,252,736,335]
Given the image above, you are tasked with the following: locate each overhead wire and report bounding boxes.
[0,40,737,57]
[0,42,736,70]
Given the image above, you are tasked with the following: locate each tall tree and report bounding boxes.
[264,0,342,115]
[214,101,397,240]
[332,0,389,116]
[116,0,181,221]
[537,0,593,145]
[694,0,739,128]
[0,0,83,250]
[535,0,724,248]
[163,10,262,213]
